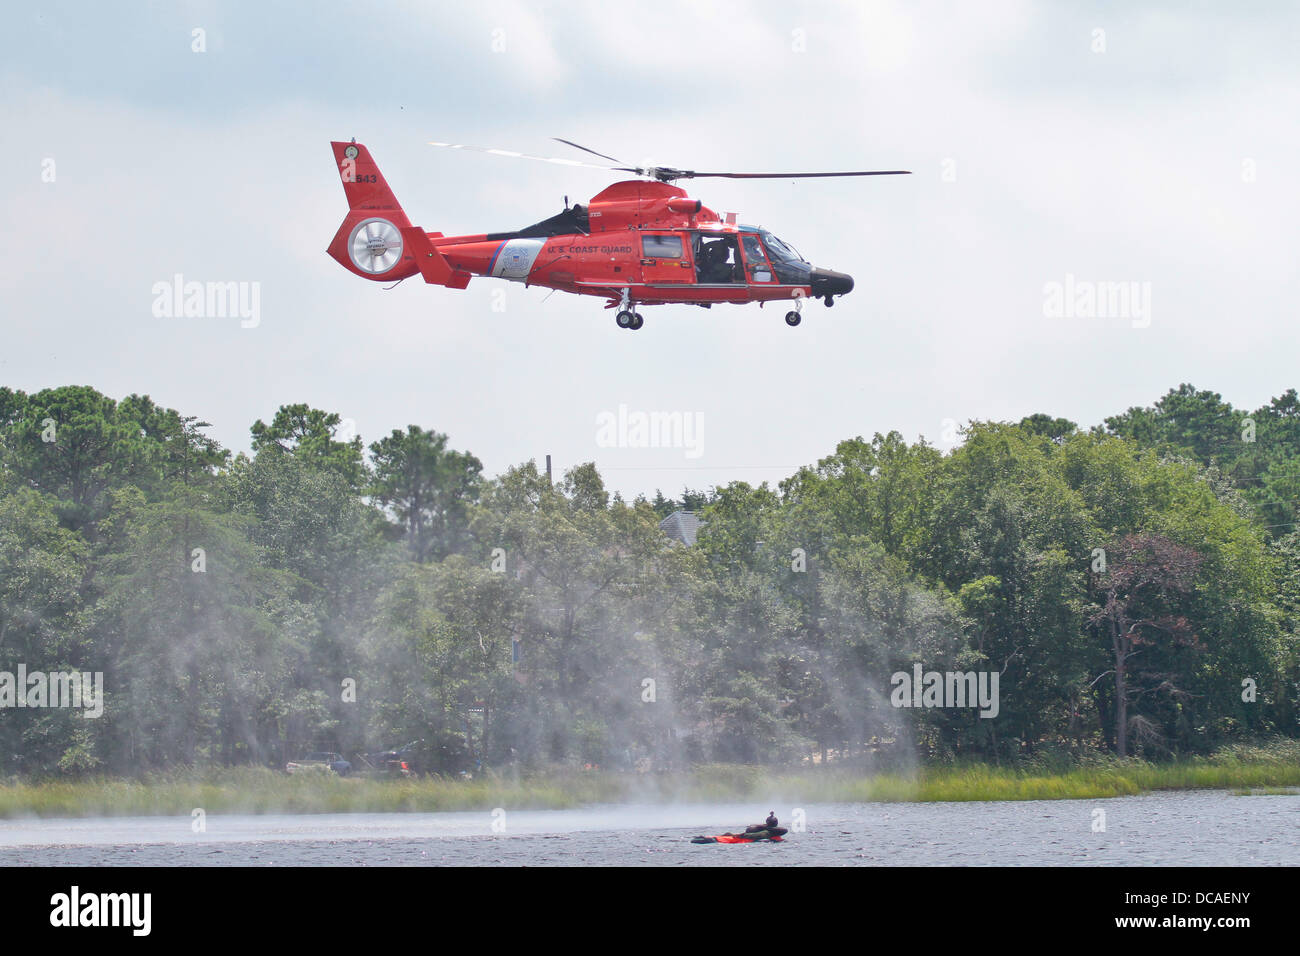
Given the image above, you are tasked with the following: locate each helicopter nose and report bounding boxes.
[810,267,854,304]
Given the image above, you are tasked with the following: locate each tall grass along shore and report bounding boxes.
[1,741,1297,820]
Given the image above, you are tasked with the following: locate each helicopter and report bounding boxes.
[326,138,909,330]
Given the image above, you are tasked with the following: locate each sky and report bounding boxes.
[3,1,1298,500]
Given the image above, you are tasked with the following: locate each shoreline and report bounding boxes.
[3,745,1298,819]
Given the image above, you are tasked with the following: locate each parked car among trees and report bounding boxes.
[285,752,352,776]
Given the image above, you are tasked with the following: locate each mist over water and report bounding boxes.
[1,792,1295,866]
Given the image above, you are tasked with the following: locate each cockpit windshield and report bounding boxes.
[760,231,806,264]
[758,231,811,285]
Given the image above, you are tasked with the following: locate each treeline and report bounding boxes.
[0,383,1297,776]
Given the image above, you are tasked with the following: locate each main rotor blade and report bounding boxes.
[430,140,911,184]
[552,138,626,165]
[682,170,912,179]
[428,141,624,172]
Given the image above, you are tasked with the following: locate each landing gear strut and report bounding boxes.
[785,295,803,327]
[615,289,644,330]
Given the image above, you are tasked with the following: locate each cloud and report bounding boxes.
[2,1,1299,499]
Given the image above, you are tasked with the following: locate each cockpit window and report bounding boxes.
[759,231,812,285]
[741,234,774,282]
[761,232,805,263]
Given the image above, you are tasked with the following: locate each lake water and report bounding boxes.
[0,790,1294,866]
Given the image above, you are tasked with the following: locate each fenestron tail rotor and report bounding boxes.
[430,138,910,183]
[348,217,403,274]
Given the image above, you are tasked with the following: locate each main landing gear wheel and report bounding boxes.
[785,311,801,327]
[616,310,635,329]
[630,313,644,330]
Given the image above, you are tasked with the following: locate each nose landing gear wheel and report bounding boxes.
[630,313,644,330]
[785,311,802,327]
[616,310,635,329]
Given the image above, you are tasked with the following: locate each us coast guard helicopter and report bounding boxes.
[327,138,909,330]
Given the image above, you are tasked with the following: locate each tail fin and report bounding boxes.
[327,140,419,281]
[330,141,412,225]
[327,141,465,286]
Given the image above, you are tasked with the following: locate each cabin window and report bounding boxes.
[642,234,683,258]
[694,234,744,283]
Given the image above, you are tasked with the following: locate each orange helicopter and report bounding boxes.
[327,138,909,330]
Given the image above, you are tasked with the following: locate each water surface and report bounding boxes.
[0,790,1293,865]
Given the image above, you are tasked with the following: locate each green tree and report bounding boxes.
[369,425,482,562]
[251,403,366,489]
[4,386,149,532]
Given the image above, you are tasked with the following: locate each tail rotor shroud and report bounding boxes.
[348,217,404,274]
